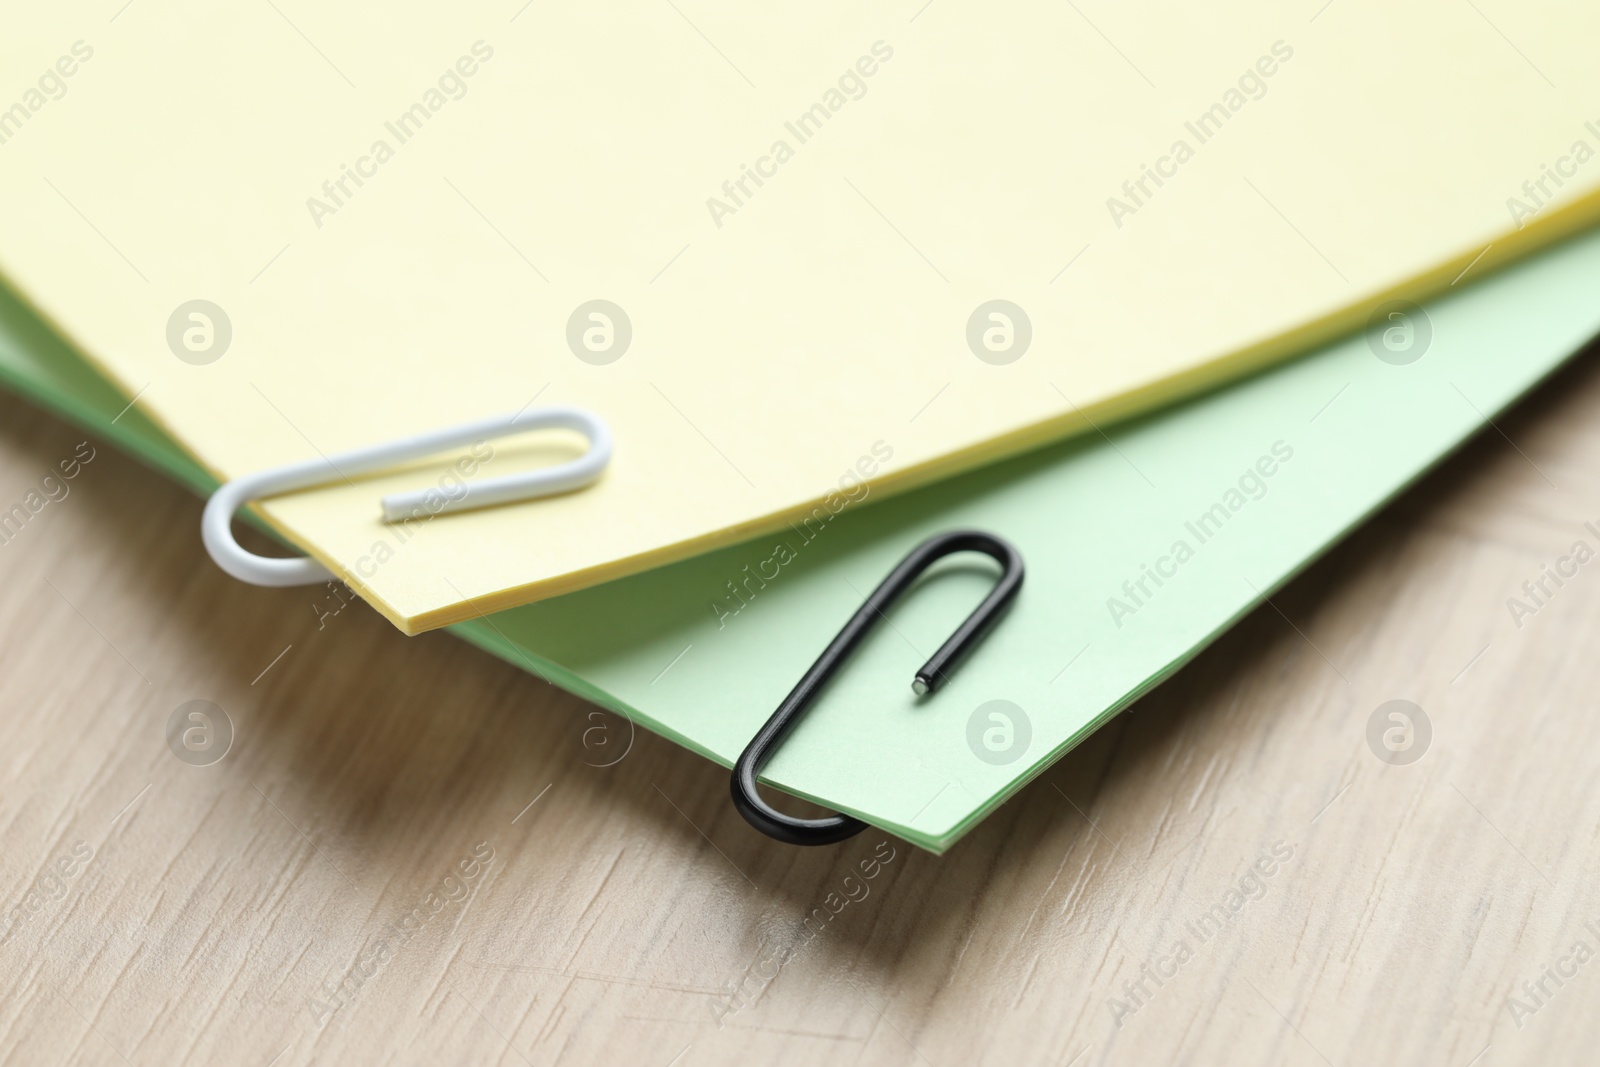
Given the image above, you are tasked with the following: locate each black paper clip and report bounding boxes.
[731,530,1024,846]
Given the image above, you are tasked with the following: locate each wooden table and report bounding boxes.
[2,344,1599,1067]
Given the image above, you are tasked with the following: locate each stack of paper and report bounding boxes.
[7,228,1600,849]
[3,2,1600,847]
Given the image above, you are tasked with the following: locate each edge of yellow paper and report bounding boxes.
[9,193,1598,636]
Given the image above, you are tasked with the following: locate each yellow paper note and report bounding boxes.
[1,2,1597,632]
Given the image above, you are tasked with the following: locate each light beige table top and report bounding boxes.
[1,347,1598,1067]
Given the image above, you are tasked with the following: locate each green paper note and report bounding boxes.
[4,232,1599,852]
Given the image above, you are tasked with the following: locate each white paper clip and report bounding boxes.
[202,406,612,587]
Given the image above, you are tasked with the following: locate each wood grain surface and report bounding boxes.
[3,343,1600,1067]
